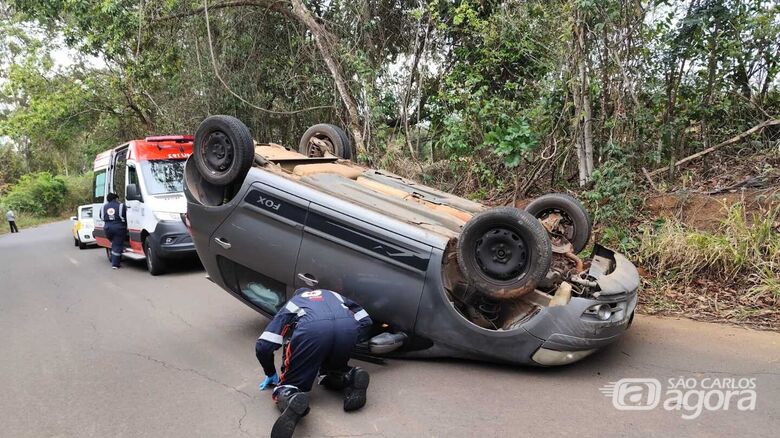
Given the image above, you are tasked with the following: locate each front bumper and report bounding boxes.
[150,220,196,258]
[79,231,96,244]
[526,245,640,365]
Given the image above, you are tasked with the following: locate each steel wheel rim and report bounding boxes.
[474,227,529,280]
[202,131,234,173]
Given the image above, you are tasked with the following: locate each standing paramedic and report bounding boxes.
[255,287,372,438]
[100,193,127,269]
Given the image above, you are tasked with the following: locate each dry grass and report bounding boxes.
[636,203,780,329]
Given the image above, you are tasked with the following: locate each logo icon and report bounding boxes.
[301,290,324,301]
[600,378,662,410]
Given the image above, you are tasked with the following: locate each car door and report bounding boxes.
[293,202,432,331]
[209,182,310,312]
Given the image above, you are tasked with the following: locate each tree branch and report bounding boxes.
[647,119,780,177]
[153,0,293,22]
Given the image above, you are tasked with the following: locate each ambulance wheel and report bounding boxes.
[74,237,79,247]
[194,115,255,186]
[144,240,166,276]
[78,238,87,250]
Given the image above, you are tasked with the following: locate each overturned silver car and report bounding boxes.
[184,115,640,366]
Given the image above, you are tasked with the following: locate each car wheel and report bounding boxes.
[74,237,79,247]
[78,238,87,250]
[143,240,166,276]
[457,207,552,299]
[105,247,112,262]
[193,115,255,186]
[525,193,592,254]
[298,124,353,160]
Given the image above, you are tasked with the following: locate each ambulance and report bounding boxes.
[92,135,196,275]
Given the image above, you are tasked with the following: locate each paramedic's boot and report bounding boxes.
[271,387,310,438]
[319,370,349,391]
[343,367,370,412]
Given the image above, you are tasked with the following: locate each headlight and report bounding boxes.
[532,348,596,366]
[154,211,182,222]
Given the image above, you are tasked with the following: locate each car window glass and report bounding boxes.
[80,207,93,219]
[217,257,286,314]
[128,164,139,187]
[93,170,106,203]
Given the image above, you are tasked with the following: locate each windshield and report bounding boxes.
[141,159,185,195]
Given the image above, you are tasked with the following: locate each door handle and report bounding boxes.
[297,273,318,287]
[214,237,231,249]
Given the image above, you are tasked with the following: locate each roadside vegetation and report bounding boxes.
[633,203,780,329]
[1,1,779,328]
[0,172,92,234]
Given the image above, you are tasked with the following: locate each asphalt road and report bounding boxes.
[1,221,779,438]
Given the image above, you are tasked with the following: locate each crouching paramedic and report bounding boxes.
[255,288,372,438]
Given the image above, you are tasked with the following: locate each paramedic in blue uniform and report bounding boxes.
[100,193,127,269]
[256,287,372,438]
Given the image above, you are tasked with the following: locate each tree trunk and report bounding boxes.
[572,6,593,185]
[288,0,366,156]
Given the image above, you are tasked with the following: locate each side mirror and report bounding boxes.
[70,216,77,221]
[126,183,142,202]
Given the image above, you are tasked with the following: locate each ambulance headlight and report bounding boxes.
[154,211,182,222]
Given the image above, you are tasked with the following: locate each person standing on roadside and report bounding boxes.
[6,209,18,233]
[100,193,127,269]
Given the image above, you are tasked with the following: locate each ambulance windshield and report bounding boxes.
[141,159,185,194]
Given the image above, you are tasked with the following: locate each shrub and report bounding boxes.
[1,172,68,216]
[61,172,93,213]
[583,143,637,225]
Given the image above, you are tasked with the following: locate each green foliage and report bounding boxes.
[0,145,27,191]
[583,143,637,224]
[61,172,94,213]
[486,116,537,168]
[1,172,68,216]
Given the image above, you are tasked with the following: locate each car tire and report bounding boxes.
[144,239,166,276]
[78,238,87,250]
[457,207,552,299]
[525,193,591,254]
[298,124,353,160]
[105,247,112,263]
[74,237,79,247]
[193,115,255,186]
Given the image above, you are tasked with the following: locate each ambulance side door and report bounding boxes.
[125,162,144,242]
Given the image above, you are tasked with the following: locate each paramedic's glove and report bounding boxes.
[259,373,279,391]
